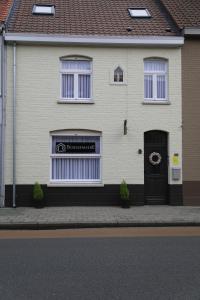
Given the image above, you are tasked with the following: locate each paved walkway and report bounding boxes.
[0,206,200,229]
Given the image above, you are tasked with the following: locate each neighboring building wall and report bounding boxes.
[182,38,200,205]
[5,44,182,206]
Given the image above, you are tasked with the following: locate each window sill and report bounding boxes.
[142,100,171,105]
[58,100,94,104]
[48,182,104,187]
[109,82,127,86]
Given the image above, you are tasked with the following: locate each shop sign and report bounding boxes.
[56,142,96,153]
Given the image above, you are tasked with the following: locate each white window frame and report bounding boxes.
[110,65,127,86]
[144,59,168,102]
[128,8,151,18]
[60,59,92,102]
[50,132,102,184]
[32,5,55,15]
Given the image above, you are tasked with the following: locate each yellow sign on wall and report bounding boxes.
[172,154,179,166]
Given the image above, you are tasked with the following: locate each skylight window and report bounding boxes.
[128,8,151,18]
[32,5,55,15]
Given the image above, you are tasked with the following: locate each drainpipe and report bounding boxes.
[0,26,4,207]
[13,42,16,208]
[1,24,6,207]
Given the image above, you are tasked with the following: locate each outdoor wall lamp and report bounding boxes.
[124,120,127,135]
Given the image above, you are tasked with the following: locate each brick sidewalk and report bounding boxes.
[0,206,200,229]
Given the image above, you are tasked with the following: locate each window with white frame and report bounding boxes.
[51,135,101,182]
[128,8,151,18]
[60,59,92,101]
[32,4,55,15]
[114,66,124,83]
[144,59,168,101]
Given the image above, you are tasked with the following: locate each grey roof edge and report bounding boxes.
[183,27,200,36]
[4,33,184,46]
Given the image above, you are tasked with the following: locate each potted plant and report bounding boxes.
[33,182,45,208]
[120,180,131,208]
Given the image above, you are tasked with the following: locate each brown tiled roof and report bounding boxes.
[0,0,13,22]
[7,0,179,36]
[161,0,200,29]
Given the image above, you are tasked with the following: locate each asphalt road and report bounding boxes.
[0,232,200,300]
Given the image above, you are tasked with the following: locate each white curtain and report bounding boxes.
[157,75,166,99]
[62,60,91,70]
[144,60,166,72]
[144,75,153,98]
[62,74,74,98]
[52,158,100,180]
[78,75,90,98]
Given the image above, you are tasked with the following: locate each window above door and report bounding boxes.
[144,59,169,104]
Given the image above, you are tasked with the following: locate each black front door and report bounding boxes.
[144,131,168,205]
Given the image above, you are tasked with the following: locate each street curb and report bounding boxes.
[1,222,200,230]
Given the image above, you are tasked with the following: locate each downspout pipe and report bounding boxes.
[0,24,5,207]
[13,42,16,208]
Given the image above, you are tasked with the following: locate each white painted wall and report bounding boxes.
[5,44,182,185]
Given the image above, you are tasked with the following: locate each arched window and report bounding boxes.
[144,59,168,101]
[114,66,124,83]
[50,130,101,183]
[60,56,92,101]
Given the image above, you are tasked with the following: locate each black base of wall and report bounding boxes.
[168,185,183,205]
[5,184,183,207]
[5,185,144,207]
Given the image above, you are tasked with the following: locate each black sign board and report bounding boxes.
[56,142,96,153]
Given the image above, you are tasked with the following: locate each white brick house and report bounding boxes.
[3,0,184,206]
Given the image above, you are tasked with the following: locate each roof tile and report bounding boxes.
[7,0,179,36]
[0,0,13,22]
[161,0,200,28]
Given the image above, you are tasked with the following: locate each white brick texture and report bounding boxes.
[5,45,182,185]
